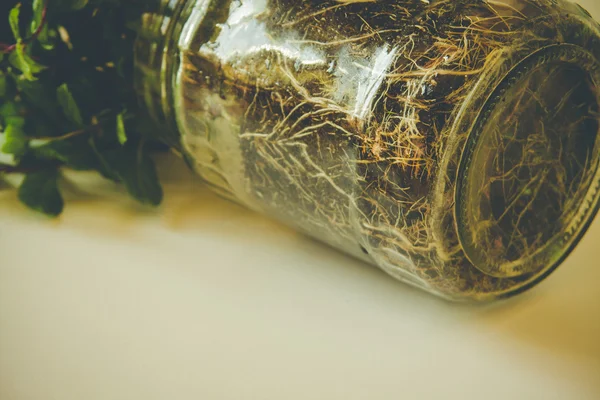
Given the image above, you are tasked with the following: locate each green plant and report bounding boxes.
[0,0,163,216]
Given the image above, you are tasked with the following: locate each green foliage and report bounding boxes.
[0,0,165,216]
[2,123,27,156]
[56,83,84,127]
[99,140,163,206]
[18,168,63,216]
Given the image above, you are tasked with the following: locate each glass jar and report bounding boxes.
[134,0,600,301]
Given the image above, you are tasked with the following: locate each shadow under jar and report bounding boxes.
[135,0,600,301]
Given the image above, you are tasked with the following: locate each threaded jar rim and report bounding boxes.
[456,43,600,279]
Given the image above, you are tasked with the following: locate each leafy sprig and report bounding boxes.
[0,0,164,216]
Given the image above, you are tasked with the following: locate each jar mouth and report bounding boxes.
[456,44,600,278]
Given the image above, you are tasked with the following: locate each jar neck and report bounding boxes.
[133,0,195,150]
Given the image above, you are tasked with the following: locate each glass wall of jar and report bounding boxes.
[134,0,600,301]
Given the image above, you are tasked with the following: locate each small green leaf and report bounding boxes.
[9,44,47,81]
[124,142,163,206]
[71,0,89,10]
[116,111,127,145]
[89,138,121,182]
[13,44,32,81]
[57,83,84,127]
[97,141,163,206]
[18,169,64,216]
[9,5,21,41]
[1,124,27,156]
[31,0,45,34]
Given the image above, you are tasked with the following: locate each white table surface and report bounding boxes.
[2,3,600,399]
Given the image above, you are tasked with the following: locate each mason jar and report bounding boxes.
[134,0,600,301]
